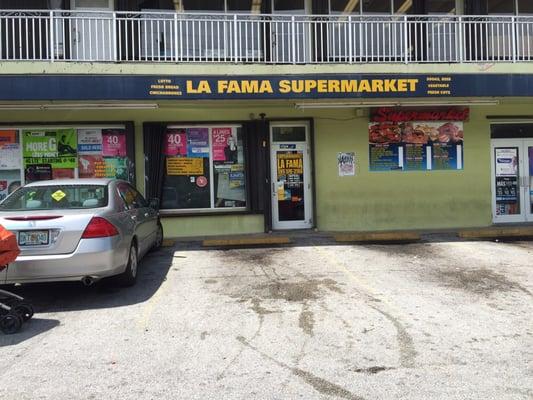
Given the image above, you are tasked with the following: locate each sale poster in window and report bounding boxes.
[0,130,21,170]
[22,129,77,169]
[78,129,103,154]
[78,154,104,178]
[165,129,187,156]
[102,130,126,157]
[212,127,237,162]
[187,128,209,158]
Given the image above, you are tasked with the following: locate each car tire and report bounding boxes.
[152,222,164,251]
[117,242,138,287]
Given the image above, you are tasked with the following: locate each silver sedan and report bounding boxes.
[0,178,163,286]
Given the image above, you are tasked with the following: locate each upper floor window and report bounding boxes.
[329,0,457,15]
[426,0,456,14]
[134,0,264,13]
[488,0,514,14]
[486,0,533,15]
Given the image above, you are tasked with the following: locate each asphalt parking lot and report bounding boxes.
[1,238,532,400]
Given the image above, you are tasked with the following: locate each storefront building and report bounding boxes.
[1,0,533,237]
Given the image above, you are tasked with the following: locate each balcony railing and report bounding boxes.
[1,10,533,64]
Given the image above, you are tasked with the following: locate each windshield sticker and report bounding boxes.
[51,190,66,202]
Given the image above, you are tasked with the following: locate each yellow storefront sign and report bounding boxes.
[166,157,204,176]
[277,153,303,175]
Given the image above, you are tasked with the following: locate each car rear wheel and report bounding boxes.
[117,243,138,287]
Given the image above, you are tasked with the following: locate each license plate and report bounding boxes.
[18,230,49,246]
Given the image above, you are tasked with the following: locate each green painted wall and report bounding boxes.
[1,99,533,236]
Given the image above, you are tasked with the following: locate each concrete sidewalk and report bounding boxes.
[1,239,532,399]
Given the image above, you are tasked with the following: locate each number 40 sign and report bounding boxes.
[102,130,126,157]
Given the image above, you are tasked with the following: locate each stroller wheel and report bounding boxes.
[0,313,23,334]
[12,302,34,322]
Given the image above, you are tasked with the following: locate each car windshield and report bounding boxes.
[0,185,109,211]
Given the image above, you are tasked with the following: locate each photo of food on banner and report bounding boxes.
[0,130,22,200]
[22,129,77,183]
[162,127,211,209]
[212,127,246,208]
[77,129,129,181]
[368,119,464,171]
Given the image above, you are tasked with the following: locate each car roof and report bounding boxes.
[23,178,122,187]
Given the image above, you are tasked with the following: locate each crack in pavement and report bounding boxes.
[236,335,366,400]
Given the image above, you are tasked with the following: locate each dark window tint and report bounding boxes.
[394,0,413,14]
[273,0,305,12]
[137,0,174,9]
[518,0,533,14]
[227,0,255,12]
[488,0,515,14]
[272,126,306,142]
[330,0,361,14]
[182,0,224,11]
[362,0,391,14]
[426,0,455,13]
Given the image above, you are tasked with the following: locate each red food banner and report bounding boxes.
[164,129,187,156]
[371,107,469,123]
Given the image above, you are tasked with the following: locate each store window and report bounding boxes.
[487,0,514,14]
[393,0,413,14]
[362,0,391,14]
[0,126,134,201]
[518,0,533,14]
[160,125,247,211]
[426,0,456,13]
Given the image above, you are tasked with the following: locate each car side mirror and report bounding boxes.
[149,198,160,210]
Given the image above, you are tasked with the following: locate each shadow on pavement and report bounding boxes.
[0,318,60,347]
[0,247,176,314]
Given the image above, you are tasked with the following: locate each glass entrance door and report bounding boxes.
[491,138,533,223]
[270,122,313,230]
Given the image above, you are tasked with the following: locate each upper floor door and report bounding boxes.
[71,0,114,61]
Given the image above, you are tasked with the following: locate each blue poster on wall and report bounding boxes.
[369,143,402,171]
[403,144,430,171]
[369,120,464,172]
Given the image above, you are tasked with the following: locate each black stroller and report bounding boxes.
[0,225,34,334]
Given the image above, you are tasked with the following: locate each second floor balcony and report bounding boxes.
[1,9,533,65]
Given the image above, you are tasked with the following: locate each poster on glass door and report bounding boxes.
[494,148,520,216]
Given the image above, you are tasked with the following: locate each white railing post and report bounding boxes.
[458,16,463,63]
[174,13,178,62]
[233,14,238,63]
[348,15,353,64]
[403,15,408,64]
[49,11,55,62]
[512,16,517,63]
[291,15,296,64]
[112,12,117,62]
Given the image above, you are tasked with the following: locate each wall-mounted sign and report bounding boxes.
[337,152,355,176]
[371,108,469,123]
[166,157,204,176]
[369,119,464,172]
[4,74,533,100]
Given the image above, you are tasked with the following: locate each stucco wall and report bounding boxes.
[1,99,532,236]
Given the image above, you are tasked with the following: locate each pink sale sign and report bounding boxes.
[212,128,233,161]
[102,130,126,157]
[164,130,187,156]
